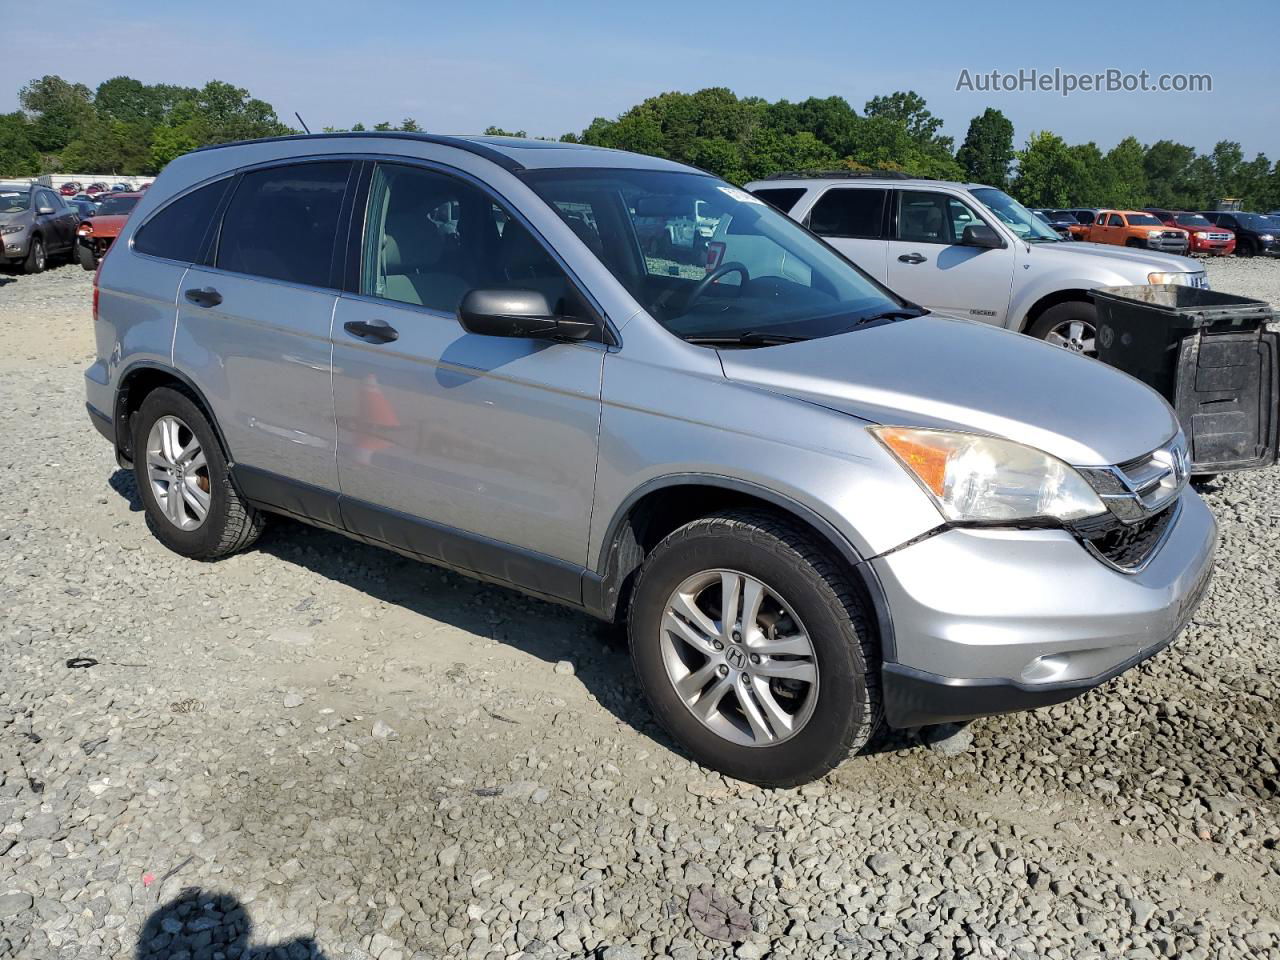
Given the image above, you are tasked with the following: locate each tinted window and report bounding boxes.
[809,188,885,239]
[217,162,351,286]
[749,188,806,214]
[134,179,231,262]
[361,163,583,318]
[1108,214,1124,226]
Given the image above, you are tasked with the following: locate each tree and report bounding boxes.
[955,108,1014,188]
[0,112,40,177]
[863,91,946,145]
[400,118,421,132]
[1143,140,1199,208]
[1100,136,1148,209]
[18,75,94,152]
[1012,132,1082,207]
[484,125,527,138]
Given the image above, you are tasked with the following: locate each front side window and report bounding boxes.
[897,191,991,244]
[1108,214,1124,227]
[360,163,584,318]
[522,168,912,345]
[808,188,885,239]
[216,162,351,287]
[134,179,231,262]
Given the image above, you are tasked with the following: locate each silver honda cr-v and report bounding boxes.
[84,133,1216,786]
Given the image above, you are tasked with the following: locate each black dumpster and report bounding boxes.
[1092,284,1278,474]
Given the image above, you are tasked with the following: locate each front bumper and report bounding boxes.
[1144,237,1189,253]
[875,489,1216,727]
[3,233,30,258]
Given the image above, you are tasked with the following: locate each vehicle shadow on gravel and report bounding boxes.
[138,889,329,959]
[109,468,143,510]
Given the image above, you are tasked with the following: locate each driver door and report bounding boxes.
[884,189,1015,326]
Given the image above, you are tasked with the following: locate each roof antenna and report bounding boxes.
[295,112,311,134]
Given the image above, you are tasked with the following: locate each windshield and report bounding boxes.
[1176,214,1212,228]
[0,190,31,214]
[1126,213,1163,226]
[971,188,1060,242]
[521,168,913,344]
[96,195,138,216]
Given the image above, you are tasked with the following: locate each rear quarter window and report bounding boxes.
[807,188,886,239]
[133,179,232,262]
[748,187,806,215]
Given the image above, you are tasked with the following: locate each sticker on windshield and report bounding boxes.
[717,186,763,205]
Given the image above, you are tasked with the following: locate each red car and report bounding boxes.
[76,192,141,262]
[1146,208,1236,256]
[84,182,110,197]
[59,182,82,197]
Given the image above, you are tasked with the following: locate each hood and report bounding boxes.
[84,214,129,237]
[0,210,27,226]
[718,314,1179,467]
[1029,238,1200,275]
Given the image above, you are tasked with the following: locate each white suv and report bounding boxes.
[743,172,1207,358]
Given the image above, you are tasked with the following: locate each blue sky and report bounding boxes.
[9,0,1279,158]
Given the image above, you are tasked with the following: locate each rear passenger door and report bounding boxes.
[804,187,889,283]
[172,160,353,510]
[330,161,605,584]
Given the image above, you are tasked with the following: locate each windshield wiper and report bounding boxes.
[683,331,810,347]
[851,306,927,325]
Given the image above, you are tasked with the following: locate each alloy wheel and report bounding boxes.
[660,569,819,747]
[145,415,211,531]
[1045,318,1098,358]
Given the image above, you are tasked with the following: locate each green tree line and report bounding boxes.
[5,75,1279,211]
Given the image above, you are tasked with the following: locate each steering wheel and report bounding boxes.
[687,261,750,308]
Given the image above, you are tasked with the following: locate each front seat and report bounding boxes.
[381,207,469,313]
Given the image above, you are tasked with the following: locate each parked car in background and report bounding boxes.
[1145,209,1236,256]
[1076,210,1189,253]
[1197,211,1279,257]
[1032,208,1079,240]
[747,172,1204,358]
[59,181,82,197]
[67,198,99,221]
[138,182,153,191]
[0,183,79,272]
[83,133,1216,785]
[84,182,110,197]
[76,191,141,264]
[110,183,131,192]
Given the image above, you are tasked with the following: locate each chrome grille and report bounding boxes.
[1207,232,1232,242]
[1077,434,1189,526]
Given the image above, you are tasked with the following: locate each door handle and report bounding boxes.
[343,319,399,344]
[184,287,222,308]
[897,252,927,264]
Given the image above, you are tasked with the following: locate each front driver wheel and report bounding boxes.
[22,237,45,274]
[1028,301,1099,359]
[628,510,882,786]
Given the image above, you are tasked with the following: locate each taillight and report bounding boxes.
[706,241,725,270]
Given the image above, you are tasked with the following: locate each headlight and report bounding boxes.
[1261,234,1275,242]
[1148,271,1205,287]
[1194,231,1207,239]
[872,426,1105,524]
[0,224,24,236]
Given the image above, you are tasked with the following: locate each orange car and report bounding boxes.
[1078,209,1189,254]
[76,192,142,263]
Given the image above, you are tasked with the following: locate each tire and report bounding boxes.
[132,386,265,560]
[1237,239,1255,258]
[22,237,45,274]
[1027,301,1098,358]
[1125,238,1142,248]
[627,510,882,786]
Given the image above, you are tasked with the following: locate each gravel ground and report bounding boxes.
[1,258,1278,960]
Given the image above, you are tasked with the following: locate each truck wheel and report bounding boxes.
[22,237,45,274]
[1237,239,1255,258]
[1028,301,1098,359]
[132,386,265,560]
[628,510,882,786]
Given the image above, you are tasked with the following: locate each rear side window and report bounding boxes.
[216,162,351,287]
[134,179,231,262]
[749,188,806,214]
[808,188,886,239]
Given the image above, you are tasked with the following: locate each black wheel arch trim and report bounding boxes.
[591,473,897,659]
[113,361,235,468]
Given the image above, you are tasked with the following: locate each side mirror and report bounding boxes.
[37,206,55,216]
[960,224,1005,249]
[457,288,595,341]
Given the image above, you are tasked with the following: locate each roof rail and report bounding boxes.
[191,132,525,172]
[760,170,932,181]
